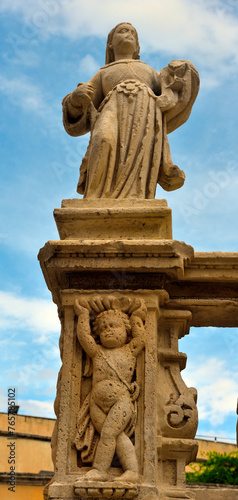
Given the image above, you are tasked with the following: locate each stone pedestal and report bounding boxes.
[39,200,198,500]
[54,199,172,240]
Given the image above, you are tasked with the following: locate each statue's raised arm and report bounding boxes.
[62,22,199,199]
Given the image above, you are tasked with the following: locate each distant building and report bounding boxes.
[0,412,54,499]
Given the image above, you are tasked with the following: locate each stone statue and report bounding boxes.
[62,22,199,199]
[73,296,146,484]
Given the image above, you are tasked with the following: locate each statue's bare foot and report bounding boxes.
[118,470,138,484]
[78,468,109,482]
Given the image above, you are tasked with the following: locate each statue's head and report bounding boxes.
[105,22,140,64]
[94,309,131,348]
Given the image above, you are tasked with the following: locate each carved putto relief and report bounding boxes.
[74,296,146,484]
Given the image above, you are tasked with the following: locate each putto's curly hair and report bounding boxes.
[105,22,140,65]
[92,309,131,337]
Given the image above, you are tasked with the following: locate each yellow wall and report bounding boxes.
[0,412,55,437]
[0,435,54,473]
[0,412,54,499]
[196,438,237,459]
[0,412,55,474]
[0,484,44,500]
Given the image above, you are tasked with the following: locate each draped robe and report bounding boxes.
[63,59,199,199]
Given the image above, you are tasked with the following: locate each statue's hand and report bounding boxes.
[74,299,90,317]
[70,84,94,112]
[157,94,175,111]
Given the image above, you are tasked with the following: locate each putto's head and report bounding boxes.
[93,309,131,348]
[105,22,140,64]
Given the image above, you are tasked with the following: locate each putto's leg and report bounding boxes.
[76,400,109,482]
[92,395,133,474]
[116,431,138,483]
[90,397,106,434]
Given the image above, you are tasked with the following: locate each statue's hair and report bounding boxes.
[93,309,131,337]
[105,22,140,65]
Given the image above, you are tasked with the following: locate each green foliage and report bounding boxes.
[186,451,238,485]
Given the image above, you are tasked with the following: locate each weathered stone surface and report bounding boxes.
[54,199,172,240]
[39,237,238,327]
[75,480,138,498]
[62,22,199,199]
[39,201,238,500]
[39,286,198,500]
[39,218,238,500]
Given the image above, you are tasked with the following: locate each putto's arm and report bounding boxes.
[129,316,145,358]
[129,300,146,357]
[74,300,97,358]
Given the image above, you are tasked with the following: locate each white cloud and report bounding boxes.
[0,373,56,417]
[168,152,238,250]
[0,290,60,341]
[78,54,99,76]
[3,46,41,68]
[18,398,55,418]
[0,75,50,117]
[183,357,238,426]
[1,0,238,85]
[0,0,63,26]
[12,363,59,388]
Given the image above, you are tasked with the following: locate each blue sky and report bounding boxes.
[0,0,237,444]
